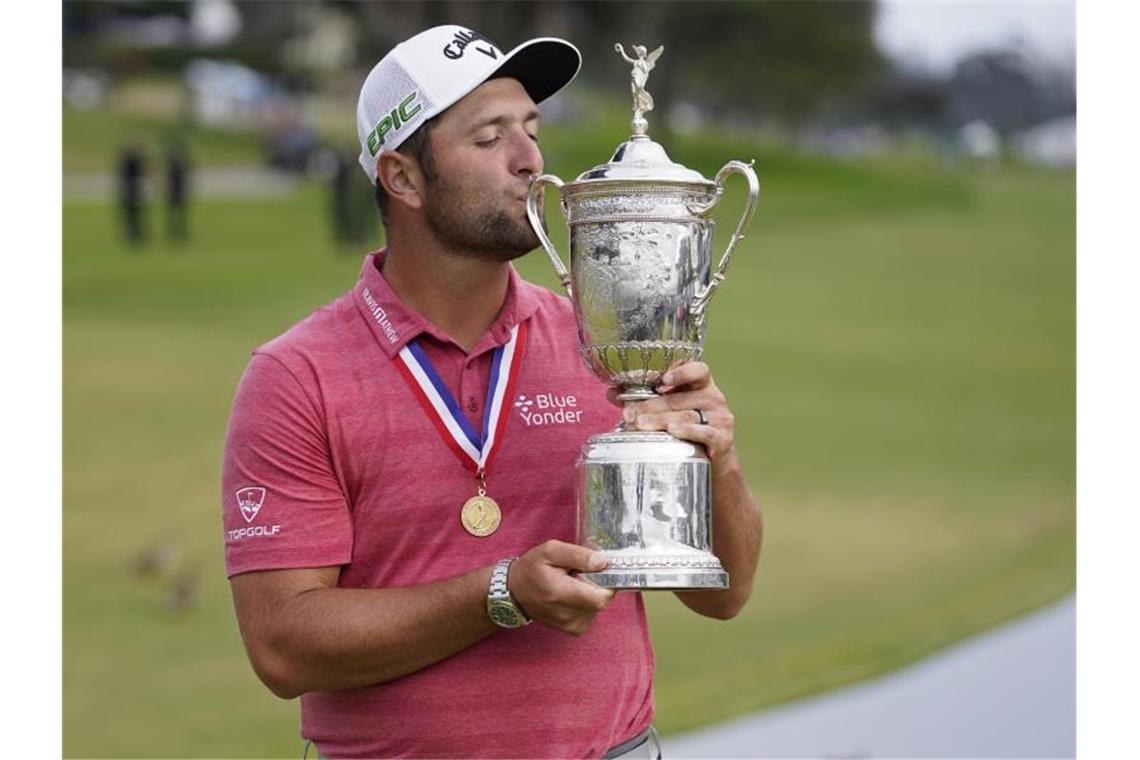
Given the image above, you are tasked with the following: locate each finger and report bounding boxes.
[666,420,733,459]
[628,410,680,431]
[541,540,609,573]
[630,409,714,431]
[623,389,721,420]
[606,387,624,408]
[553,573,616,611]
[653,359,692,393]
[660,361,711,390]
[534,567,614,612]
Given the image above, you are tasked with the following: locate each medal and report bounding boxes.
[393,322,528,537]
[461,494,502,537]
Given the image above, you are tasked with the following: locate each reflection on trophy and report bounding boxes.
[527,44,759,589]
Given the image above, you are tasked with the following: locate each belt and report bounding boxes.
[604,725,661,759]
[304,726,662,760]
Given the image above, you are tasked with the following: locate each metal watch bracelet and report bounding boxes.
[487,557,531,628]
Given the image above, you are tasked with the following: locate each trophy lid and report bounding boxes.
[576,136,708,183]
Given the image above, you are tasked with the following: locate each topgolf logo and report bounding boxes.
[228,486,282,542]
[235,487,266,524]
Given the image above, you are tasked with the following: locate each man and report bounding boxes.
[222,25,762,759]
[118,141,147,246]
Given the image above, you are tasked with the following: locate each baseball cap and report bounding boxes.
[356,25,582,182]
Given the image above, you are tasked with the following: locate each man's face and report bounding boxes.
[419,77,544,261]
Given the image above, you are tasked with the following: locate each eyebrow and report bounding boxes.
[468,110,541,134]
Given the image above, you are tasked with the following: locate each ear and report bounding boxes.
[377,151,425,213]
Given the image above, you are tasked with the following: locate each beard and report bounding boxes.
[422,173,541,262]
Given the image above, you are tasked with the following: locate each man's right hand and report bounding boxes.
[509,541,616,636]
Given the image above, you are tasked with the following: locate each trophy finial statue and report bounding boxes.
[615,43,664,137]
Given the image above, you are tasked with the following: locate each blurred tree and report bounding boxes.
[945,49,1074,135]
[65,0,885,128]
[869,47,1077,139]
[345,0,883,128]
[569,0,885,128]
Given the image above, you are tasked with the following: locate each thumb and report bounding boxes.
[543,541,609,573]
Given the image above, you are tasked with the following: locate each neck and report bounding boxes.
[381,241,511,352]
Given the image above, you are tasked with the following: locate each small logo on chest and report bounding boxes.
[514,392,584,427]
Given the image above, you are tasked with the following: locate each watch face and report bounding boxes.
[489,603,522,628]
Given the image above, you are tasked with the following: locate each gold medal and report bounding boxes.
[461,494,502,537]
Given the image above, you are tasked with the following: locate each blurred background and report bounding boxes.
[62,1,1075,757]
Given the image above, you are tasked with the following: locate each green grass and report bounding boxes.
[64,111,1073,756]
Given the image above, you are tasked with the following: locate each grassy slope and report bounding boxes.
[64,115,1073,755]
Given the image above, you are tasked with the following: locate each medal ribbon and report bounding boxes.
[393,321,528,475]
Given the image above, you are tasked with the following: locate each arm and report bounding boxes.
[614,43,637,65]
[230,541,614,699]
[672,447,762,619]
[618,362,763,619]
[224,354,613,699]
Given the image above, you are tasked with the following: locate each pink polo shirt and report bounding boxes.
[221,251,654,758]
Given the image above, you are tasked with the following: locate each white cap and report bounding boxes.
[356,25,581,182]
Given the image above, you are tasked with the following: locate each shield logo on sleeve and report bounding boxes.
[235,487,267,524]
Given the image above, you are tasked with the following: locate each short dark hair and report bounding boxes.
[374,116,440,226]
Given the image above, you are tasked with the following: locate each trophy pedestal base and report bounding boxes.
[582,564,728,590]
[577,430,728,591]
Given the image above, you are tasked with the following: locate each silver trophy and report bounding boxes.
[526,44,759,589]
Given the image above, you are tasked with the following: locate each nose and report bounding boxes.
[508,129,543,180]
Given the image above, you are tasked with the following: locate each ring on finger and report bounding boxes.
[695,408,709,425]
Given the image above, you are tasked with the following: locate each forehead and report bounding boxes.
[437,78,538,131]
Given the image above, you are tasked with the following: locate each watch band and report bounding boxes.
[487,557,531,628]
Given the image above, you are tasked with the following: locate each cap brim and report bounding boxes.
[490,37,582,106]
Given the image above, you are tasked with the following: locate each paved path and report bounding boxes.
[663,595,1075,758]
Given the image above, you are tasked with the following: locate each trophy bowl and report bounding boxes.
[526,43,758,589]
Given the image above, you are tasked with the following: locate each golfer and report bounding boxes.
[221,25,763,759]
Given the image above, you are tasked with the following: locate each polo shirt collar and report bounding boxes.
[352,249,541,358]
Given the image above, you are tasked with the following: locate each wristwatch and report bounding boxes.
[487,557,531,628]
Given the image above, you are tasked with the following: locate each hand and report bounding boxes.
[615,361,738,472]
[509,541,616,636]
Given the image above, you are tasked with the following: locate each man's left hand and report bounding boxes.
[613,362,738,473]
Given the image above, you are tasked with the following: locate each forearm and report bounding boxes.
[246,566,497,697]
[674,452,763,619]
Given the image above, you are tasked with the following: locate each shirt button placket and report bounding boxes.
[462,361,479,416]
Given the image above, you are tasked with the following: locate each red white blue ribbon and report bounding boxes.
[393,321,527,475]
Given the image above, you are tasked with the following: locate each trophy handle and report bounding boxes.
[690,160,759,327]
[526,174,572,297]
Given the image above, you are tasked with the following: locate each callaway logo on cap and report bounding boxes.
[356,25,582,182]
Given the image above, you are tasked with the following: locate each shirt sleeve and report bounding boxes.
[221,351,353,577]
